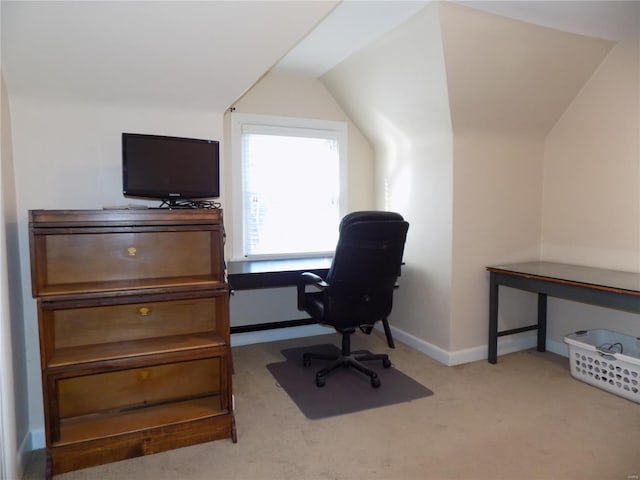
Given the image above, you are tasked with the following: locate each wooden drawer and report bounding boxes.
[46,356,231,446]
[38,291,229,368]
[31,228,224,296]
[57,358,221,419]
[50,413,234,475]
[45,230,215,282]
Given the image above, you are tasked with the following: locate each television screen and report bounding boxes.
[122,133,220,202]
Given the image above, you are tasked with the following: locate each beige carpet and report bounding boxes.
[23,332,640,480]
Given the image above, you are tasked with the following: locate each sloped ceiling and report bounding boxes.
[440,2,615,136]
[276,1,639,78]
[0,1,337,110]
[275,1,431,77]
[455,0,639,42]
[320,1,621,144]
[1,1,637,111]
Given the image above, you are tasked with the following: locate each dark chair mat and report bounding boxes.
[266,344,434,419]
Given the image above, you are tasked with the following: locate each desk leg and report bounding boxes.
[537,293,547,352]
[488,272,499,364]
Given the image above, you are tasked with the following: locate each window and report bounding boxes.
[231,113,347,259]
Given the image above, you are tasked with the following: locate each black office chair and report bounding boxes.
[297,211,409,388]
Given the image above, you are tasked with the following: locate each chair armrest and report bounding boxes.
[297,272,328,310]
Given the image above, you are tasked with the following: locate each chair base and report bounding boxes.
[303,332,391,388]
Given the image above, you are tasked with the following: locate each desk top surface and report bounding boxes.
[227,257,332,276]
[487,261,640,295]
[226,257,332,290]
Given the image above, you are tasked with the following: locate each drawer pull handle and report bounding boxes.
[138,307,152,317]
[127,247,137,257]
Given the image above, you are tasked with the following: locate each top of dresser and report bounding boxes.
[29,208,223,228]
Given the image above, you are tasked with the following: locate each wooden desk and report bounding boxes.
[487,262,640,364]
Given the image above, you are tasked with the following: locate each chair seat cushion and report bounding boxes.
[303,290,392,329]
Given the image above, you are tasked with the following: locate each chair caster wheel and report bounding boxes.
[316,377,326,387]
[371,377,381,388]
[382,358,391,368]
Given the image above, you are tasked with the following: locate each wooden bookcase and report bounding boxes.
[29,208,236,478]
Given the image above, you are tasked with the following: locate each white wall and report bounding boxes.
[9,94,224,448]
[1,71,22,480]
[322,3,454,361]
[440,2,613,356]
[543,30,640,344]
[322,1,622,364]
[543,31,640,272]
[450,133,543,353]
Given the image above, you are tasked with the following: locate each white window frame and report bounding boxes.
[231,112,348,260]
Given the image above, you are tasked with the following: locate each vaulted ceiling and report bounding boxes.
[2,1,638,111]
[0,1,337,110]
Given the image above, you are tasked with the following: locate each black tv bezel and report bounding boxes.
[122,132,220,201]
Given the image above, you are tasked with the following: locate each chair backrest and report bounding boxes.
[324,211,409,328]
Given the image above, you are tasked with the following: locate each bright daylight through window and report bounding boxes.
[231,113,347,259]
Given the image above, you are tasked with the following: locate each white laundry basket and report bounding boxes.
[564,329,640,403]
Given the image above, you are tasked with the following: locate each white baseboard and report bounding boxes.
[388,325,569,366]
[18,427,44,476]
[385,326,452,364]
[546,339,569,357]
[229,322,571,364]
[28,428,45,451]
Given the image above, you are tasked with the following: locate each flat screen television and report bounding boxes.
[122,133,220,204]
